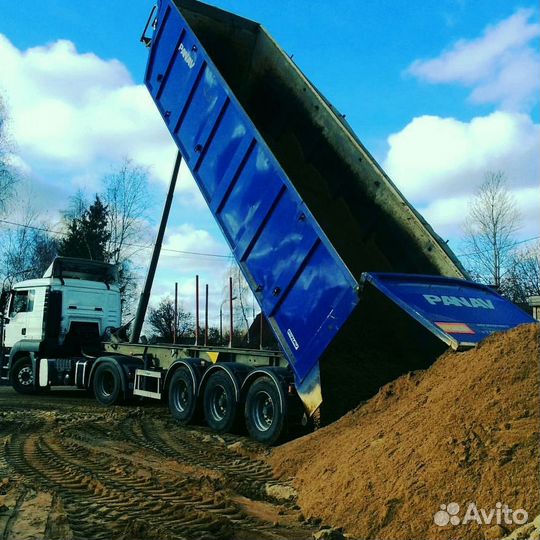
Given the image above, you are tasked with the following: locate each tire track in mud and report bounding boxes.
[5,431,277,540]
[120,417,281,498]
[1,394,314,540]
[64,415,289,500]
[42,434,266,532]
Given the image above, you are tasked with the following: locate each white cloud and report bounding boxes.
[384,111,540,241]
[0,34,197,195]
[385,111,539,202]
[419,185,540,242]
[513,186,540,236]
[420,195,471,235]
[160,223,231,271]
[407,9,540,110]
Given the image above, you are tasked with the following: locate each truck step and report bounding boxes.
[0,356,9,385]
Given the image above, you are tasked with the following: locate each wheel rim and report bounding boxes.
[173,379,190,413]
[210,384,228,421]
[100,370,115,396]
[252,390,274,432]
[17,365,33,387]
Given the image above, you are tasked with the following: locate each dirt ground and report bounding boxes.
[0,387,319,540]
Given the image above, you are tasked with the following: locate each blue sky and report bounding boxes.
[4,1,538,140]
[1,0,539,322]
[5,3,539,117]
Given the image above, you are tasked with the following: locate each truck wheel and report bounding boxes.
[10,356,39,395]
[93,363,123,406]
[245,377,286,445]
[203,371,239,433]
[168,368,197,424]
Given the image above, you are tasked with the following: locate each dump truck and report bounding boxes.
[1,0,534,443]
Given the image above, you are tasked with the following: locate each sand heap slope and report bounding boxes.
[271,323,540,540]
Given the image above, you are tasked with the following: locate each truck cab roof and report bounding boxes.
[13,278,119,292]
[13,257,119,291]
[43,257,118,283]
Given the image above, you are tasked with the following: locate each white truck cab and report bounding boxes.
[1,257,121,391]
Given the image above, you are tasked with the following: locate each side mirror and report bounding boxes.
[2,316,9,325]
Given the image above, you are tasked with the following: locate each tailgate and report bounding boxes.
[363,273,535,349]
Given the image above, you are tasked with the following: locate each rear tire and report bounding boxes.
[244,377,286,445]
[93,363,123,406]
[203,371,240,433]
[169,368,198,424]
[10,356,39,395]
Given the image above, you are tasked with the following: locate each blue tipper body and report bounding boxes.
[143,0,535,414]
[363,273,535,349]
[144,0,359,388]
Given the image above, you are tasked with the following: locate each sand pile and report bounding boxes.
[271,323,540,540]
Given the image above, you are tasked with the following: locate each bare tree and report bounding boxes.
[462,171,521,289]
[148,297,194,343]
[1,216,35,280]
[0,95,18,213]
[103,158,151,264]
[502,243,540,303]
[102,159,152,319]
[62,189,89,222]
[225,263,254,341]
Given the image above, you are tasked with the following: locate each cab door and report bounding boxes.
[4,289,33,348]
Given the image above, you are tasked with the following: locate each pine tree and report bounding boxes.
[58,196,111,261]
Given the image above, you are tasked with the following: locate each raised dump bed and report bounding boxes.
[143,0,529,420]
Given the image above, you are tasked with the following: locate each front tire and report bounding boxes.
[10,356,38,395]
[168,368,198,424]
[93,363,123,406]
[203,371,240,433]
[244,377,286,445]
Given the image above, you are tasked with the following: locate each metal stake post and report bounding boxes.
[204,284,209,346]
[228,276,233,348]
[195,275,199,346]
[173,282,178,344]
